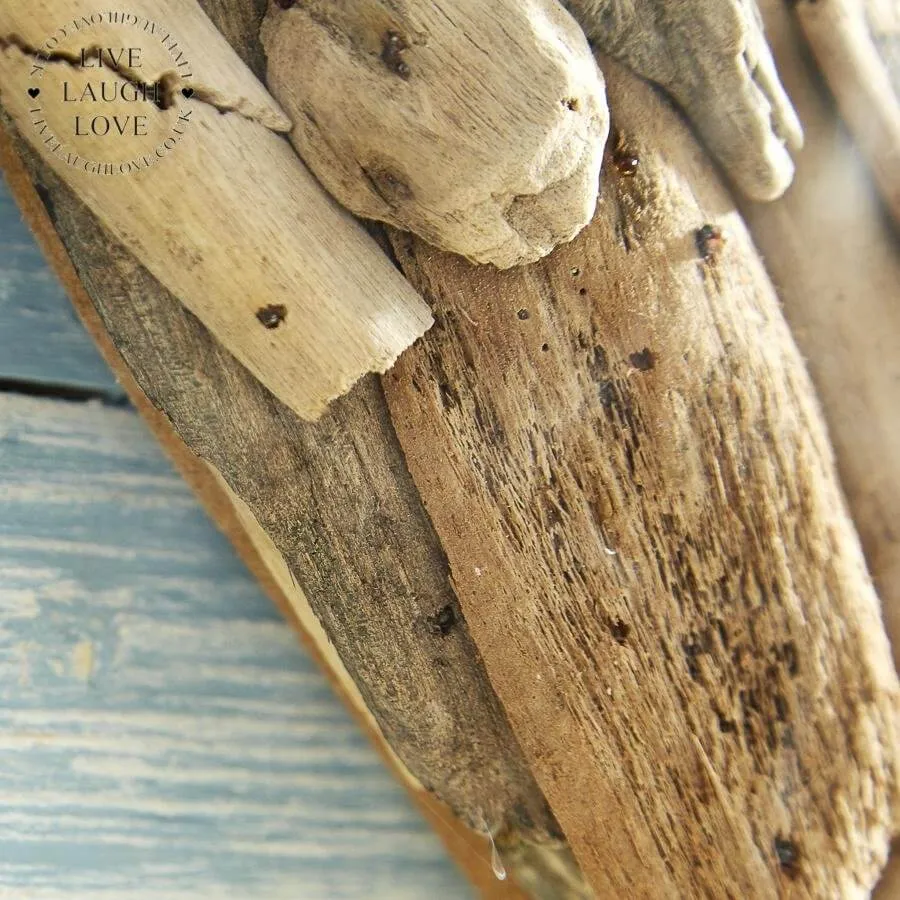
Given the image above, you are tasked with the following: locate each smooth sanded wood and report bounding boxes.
[261,0,608,268]
[383,58,900,898]
[741,0,900,673]
[865,0,900,91]
[0,0,433,421]
[794,0,900,231]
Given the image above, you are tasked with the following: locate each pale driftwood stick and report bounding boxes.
[740,6,900,892]
[261,0,608,268]
[383,57,899,898]
[0,114,591,900]
[794,0,900,230]
[562,0,802,200]
[742,0,900,676]
[0,0,432,421]
[865,0,900,92]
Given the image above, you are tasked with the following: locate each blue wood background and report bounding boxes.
[0,176,474,899]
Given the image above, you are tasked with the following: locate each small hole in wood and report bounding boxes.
[563,97,579,111]
[256,304,287,329]
[628,348,656,371]
[541,343,549,352]
[578,287,587,296]
[570,267,580,277]
[517,308,530,320]
[429,604,457,636]
[774,837,801,878]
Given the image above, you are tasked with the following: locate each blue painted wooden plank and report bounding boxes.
[0,175,125,396]
[0,393,474,899]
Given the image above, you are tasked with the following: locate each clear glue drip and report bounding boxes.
[488,831,507,881]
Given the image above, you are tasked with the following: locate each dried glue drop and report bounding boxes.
[488,831,507,881]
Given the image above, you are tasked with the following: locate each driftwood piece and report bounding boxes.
[0,133,530,896]
[793,0,900,230]
[0,0,432,421]
[865,0,900,91]
[0,111,592,898]
[382,57,900,898]
[563,0,802,201]
[0,3,586,896]
[740,6,900,889]
[261,0,608,268]
[741,0,900,675]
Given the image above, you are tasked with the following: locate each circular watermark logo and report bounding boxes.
[26,11,194,175]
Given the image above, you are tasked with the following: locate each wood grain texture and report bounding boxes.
[794,0,900,230]
[741,0,900,672]
[0,391,473,900]
[0,177,122,396]
[0,117,563,858]
[0,4,551,890]
[0,0,433,421]
[261,0,608,267]
[383,58,900,898]
[562,0,802,201]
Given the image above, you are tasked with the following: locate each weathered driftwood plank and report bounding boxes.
[793,0,900,230]
[0,176,123,395]
[562,0,802,201]
[261,0,608,268]
[741,0,900,673]
[0,392,472,900]
[0,115,575,899]
[1,2,568,893]
[383,58,900,898]
[0,0,432,421]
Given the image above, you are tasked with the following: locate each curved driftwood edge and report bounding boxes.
[742,0,900,693]
[793,0,900,232]
[261,0,608,268]
[0,126,531,900]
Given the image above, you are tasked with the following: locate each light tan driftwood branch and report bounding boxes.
[742,0,900,678]
[562,0,803,201]
[793,0,900,230]
[864,0,900,91]
[0,0,432,421]
[741,6,900,888]
[261,0,609,268]
[383,56,899,899]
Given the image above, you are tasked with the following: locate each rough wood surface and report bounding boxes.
[741,0,900,673]
[0,0,432,421]
[383,58,900,898]
[261,0,608,268]
[0,1,569,891]
[0,124,532,900]
[794,0,900,230]
[562,0,802,201]
[0,392,473,900]
[0,112,569,866]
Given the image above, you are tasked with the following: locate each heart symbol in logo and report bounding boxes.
[181,87,194,99]
[27,87,40,98]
